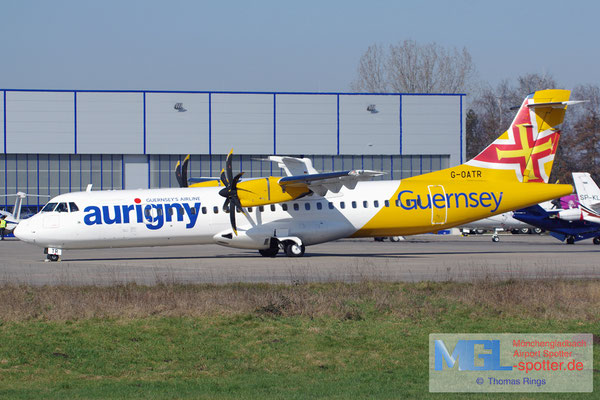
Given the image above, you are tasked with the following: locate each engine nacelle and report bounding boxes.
[557,208,583,221]
[237,177,310,207]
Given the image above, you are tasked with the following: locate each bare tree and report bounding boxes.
[351,40,475,93]
[554,84,600,183]
[350,44,387,92]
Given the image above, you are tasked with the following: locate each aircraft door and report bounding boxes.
[428,185,447,225]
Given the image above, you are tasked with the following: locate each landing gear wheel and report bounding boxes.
[566,236,576,245]
[284,242,305,257]
[492,236,499,242]
[533,228,543,234]
[258,248,279,257]
[47,254,59,262]
[593,237,600,245]
[389,236,401,242]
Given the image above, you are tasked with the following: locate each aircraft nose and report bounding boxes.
[14,218,35,243]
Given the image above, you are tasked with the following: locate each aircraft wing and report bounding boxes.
[279,170,385,196]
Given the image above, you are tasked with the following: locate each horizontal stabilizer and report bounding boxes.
[527,100,587,109]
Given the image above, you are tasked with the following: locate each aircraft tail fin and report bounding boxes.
[573,172,600,212]
[466,89,578,183]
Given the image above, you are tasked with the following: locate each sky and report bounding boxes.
[1,0,598,93]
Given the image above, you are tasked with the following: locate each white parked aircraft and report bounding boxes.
[14,90,578,261]
[0,192,49,233]
[459,212,540,242]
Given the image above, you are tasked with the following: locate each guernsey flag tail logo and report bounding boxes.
[467,90,570,183]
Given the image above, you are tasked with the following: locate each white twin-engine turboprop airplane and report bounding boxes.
[15,90,581,261]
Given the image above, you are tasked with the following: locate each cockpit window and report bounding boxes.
[55,203,69,213]
[69,202,79,212]
[41,202,58,212]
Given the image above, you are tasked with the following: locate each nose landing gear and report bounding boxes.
[44,248,61,262]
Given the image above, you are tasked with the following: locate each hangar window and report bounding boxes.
[352,201,357,209]
[270,205,276,212]
[293,203,299,211]
[373,200,379,208]
[68,202,79,212]
[41,203,58,212]
[316,202,322,210]
[305,203,310,211]
[55,203,69,213]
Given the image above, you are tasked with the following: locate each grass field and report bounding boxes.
[0,280,598,399]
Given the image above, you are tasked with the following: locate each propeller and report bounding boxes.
[175,155,190,188]
[218,150,245,235]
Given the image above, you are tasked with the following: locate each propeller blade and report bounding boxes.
[220,169,229,187]
[229,203,237,234]
[225,149,234,188]
[232,172,244,187]
[175,160,183,187]
[181,155,190,188]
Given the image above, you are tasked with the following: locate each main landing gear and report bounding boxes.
[258,238,306,258]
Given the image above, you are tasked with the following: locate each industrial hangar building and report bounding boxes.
[0,89,465,213]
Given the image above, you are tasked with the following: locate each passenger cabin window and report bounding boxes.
[55,203,68,213]
[384,200,390,207]
[351,201,357,209]
[68,202,79,212]
[374,200,379,208]
[202,207,207,214]
[41,203,57,212]
[395,200,400,207]
[270,204,276,212]
[259,206,264,212]
[304,203,310,211]
[282,204,288,211]
[340,201,345,209]
[213,206,219,214]
[293,203,299,211]
[328,202,334,210]
[248,207,253,213]
[363,201,368,208]
[316,202,322,210]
